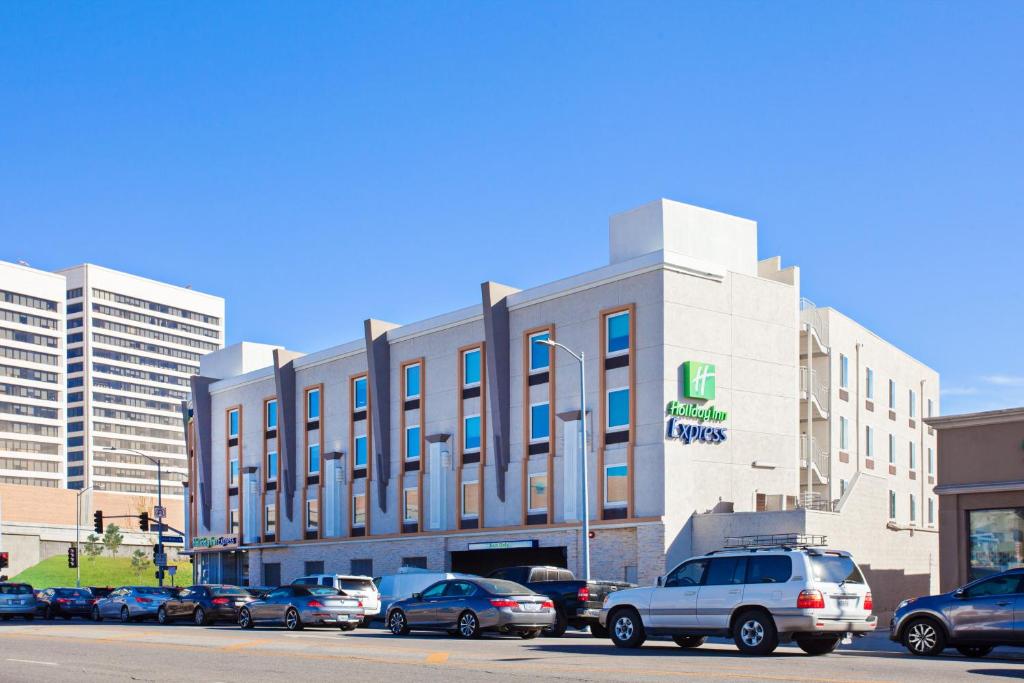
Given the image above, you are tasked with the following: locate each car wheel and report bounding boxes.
[339,623,356,632]
[157,606,170,625]
[45,606,55,620]
[193,607,208,626]
[120,606,131,623]
[609,607,646,648]
[903,617,946,656]
[239,608,254,630]
[733,610,779,655]
[956,645,993,658]
[92,606,102,622]
[457,611,481,639]
[543,609,568,638]
[796,637,840,656]
[590,622,609,638]
[673,635,707,649]
[519,629,541,640]
[388,610,410,636]
[284,608,303,631]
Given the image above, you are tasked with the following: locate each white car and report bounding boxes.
[292,574,380,624]
[599,541,876,655]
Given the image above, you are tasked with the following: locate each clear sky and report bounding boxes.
[2,2,1021,415]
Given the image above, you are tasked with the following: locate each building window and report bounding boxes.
[229,509,239,534]
[909,390,917,418]
[889,434,896,466]
[263,562,281,586]
[405,425,421,460]
[909,494,917,523]
[888,491,896,520]
[267,451,278,481]
[909,441,917,470]
[528,473,547,513]
[265,505,276,535]
[529,332,550,372]
[68,465,84,476]
[266,400,278,430]
[839,416,848,451]
[968,508,1024,580]
[352,494,366,527]
[464,415,481,452]
[462,481,480,518]
[306,499,319,530]
[405,363,421,400]
[403,488,418,523]
[68,377,83,388]
[67,361,83,373]
[866,367,874,400]
[354,435,368,468]
[402,557,427,569]
[354,377,367,410]
[530,402,550,442]
[927,447,934,476]
[927,498,935,525]
[308,443,321,474]
[463,348,481,387]
[229,409,239,438]
[865,426,874,458]
[888,379,896,410]
[307,388,320,421]
[839,479,849,497]
[351,559,373,576]
[229,459,239,486]
[304,560,324,575]
[607,388,630,431]
[605,464,628,507]
[927,398,934,418]
[839,354,849,389]
[606,311,630,356]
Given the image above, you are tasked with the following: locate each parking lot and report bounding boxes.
[0,620,1021,682]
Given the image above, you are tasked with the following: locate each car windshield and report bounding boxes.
[810,555,865,584]
[308,586,341,596]
[211,586,250,596]
[473,579,534,596]
[55,589,91,598]
[0,584,33,595]
[338,579,374,591]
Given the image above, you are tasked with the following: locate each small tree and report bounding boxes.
[84,533,103,560]
[102,523,124,558]
[130,549,150,580]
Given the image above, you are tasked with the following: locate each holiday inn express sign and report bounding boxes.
[667,361,728,444]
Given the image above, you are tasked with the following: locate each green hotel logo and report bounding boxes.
[683,360,716,400]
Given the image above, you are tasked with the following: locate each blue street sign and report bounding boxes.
[160,535,184,544]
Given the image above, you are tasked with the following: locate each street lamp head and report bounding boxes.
[536,339,557,347]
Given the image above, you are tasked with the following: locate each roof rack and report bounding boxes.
[708,534,829,554]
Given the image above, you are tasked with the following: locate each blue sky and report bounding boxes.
[2,2,1022,415]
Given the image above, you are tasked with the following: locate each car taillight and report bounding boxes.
[863,592,873,611]
[90,599,98,604]
[541,600,554,609]
[796,590,825,609]
[490,599,518,608]
[577,587,590,602]
[357,600,363,608]
[307,599,324,608]
[135,597,152,604]
[211,597,230,605]
[57,598,71,604]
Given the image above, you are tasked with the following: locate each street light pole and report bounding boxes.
[74,485,95,588]
[537,339,590,581]
[105,447,164,587]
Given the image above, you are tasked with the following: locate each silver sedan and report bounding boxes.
[92,586,177,622]
[239,585,364,631]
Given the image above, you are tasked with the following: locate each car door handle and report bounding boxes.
[683,591,697,596]
[996,601,1010,606]
[728,590,741,595]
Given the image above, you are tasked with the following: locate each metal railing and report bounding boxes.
[797,491,836,512]
[800,434,830,477]
[800,298,830,349]
[800,366,830,414]
[722,534,828,549]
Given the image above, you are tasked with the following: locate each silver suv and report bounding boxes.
[600,539,876,655]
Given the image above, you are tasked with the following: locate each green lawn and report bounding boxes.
[12,554,192,589]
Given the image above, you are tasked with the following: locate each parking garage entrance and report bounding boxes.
[450,541,567,576]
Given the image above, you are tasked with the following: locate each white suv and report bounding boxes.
[293,574,380,624]
[599,544,876,655]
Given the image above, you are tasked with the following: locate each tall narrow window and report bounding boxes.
[529,332,550,372]
[307,388,321,421]
[462,481,479,518]
[605,464,628,508]
[607,388,630,431]
[909,390,917,418]
[888,434,896,465]
[909,441,917,470]
[865,367,874,400]
[229,509,239,534]
[354,435,368,468]
[354,377,367,410]
[530,402,550,442]
[405,364,421,400]
[839,354,849,389]
[265,504,276,535]
[266,400,278,431]
[927,398,934,418]
[405,425,421,460]
[888,491,896,519]
[308,443,321,474]
[606,311,630,356]
[865,426,874,458]
[909,494,917,523]
[230,459,239,486]
[352,494,366,527]
[888,380,896,410]
[229,409,239,439]
[463,349,481,387]
[464,415,481,452]
[306,499,319,530]
[267,451,278,481]
[839,416,848,450]
[403,488,418,523]
[927,447,934,476]
[928,498,935,525]
[528,473,547,513]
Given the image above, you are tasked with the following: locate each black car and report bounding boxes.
[36,587,94,619]
[156,584,255,625]
[88,586,115,600]
[246,586,275,600]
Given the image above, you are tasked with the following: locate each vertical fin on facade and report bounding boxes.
[481,281,518,501]
[364,319,398,512]
[272,348,303,522]
[188,375,218,529]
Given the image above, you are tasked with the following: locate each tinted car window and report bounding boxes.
[293,577,316,585]
[964,574,1023,598]
[666,560,707,587]
[338,579,375,591]
[473,579,533,596]
[55,588,91,598]
[267,588,291,599]
[136,587,173,596]
[809,555,864,584]
[421,582,448,599]
[747,556,792,584]
[445,582,477,597]
[211,586,249,596]
[0,585,33,595]
[704,558,746,586]
[308,586,341,596]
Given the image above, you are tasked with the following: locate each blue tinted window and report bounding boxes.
[68,407,83,417]
[266,400,278,430]
[530,333,550,371]
[67,436,83,447]
[67,332,83,344]
[354,378,367,409]
[67,450,83,462]
[606,312,630,354]
[605,464,628,506]
[68,421,83,433]
[68,377,83,388]
[68,392,83,403]
[67,347,83,358]
[309,443,321,474]
[607,388,630,429]
[68,466,84,476]
[530,403,550,441]
[406,426,421,460]
[405,364,421,398]
[354,435,368,467]
[67,362,83,373]
[464,415,481,451]
[464,349,481,386]
[267,451,278,480]
[229,410,239,437]
[230,459,239,484]
[68,480,83,489]
[67,303,82,314]
[307,389,320,420]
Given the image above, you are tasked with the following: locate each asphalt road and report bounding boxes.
[0,619,1022,682]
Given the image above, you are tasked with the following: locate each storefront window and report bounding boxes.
[968,508,1024,581]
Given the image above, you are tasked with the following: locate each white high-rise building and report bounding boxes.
[0,261,66,488]
[58,265,224,498]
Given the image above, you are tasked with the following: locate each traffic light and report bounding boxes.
[0,551,8,569]
[138,511,149,532]
[67,546,78,569]
[93,510,103,534]
[152,543,163,563]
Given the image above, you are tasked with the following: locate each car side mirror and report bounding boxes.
[412,592,422,600]
[954,588,965,599]
[656,575,665,587]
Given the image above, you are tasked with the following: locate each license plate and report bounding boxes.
[522,603,540,612]
[834,597,856,605]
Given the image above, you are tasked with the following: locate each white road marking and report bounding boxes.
[6,658,58,666]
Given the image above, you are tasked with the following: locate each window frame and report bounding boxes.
[888,490,897,520]
[353,377,368,410]
[462,348,482,388]
[308,442,321,475]
[229,508,239,534]
[461,480,480,519]
[927,447,934,476]
[839,354,849,389]
[909,441,917,470]
[529,401,550,442]
[888,379,897,410]
[265,504,276,534]
[463,414,482,453]
[228,409,239,439]
[353,434,368,469]
[909,493,917,523]
[306,498,319,531]
[266,399,278,431]
[839,416,848,451]
[604,463,628,508]
[888,433,896,466]
[865,367,874,401]
[605,310,630,357]
[267,450,278,482]
[403,487,418,523]
[229,458,239,486]
[352,493,366,528]
[528,331,550,373]
[528,472,548,514]
[306,387,321,421]
[404,363,421,400]
[606,387,630,432]
[405,424,421,461]
[909,389,917,418]
[865,425,874,458]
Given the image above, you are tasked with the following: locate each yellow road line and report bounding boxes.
[425,652,449,664]
[219,638,274,652]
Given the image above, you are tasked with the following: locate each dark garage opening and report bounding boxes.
[450,546,568,576]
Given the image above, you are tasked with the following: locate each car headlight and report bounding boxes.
[896,599,914,611]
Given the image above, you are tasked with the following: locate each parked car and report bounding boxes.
[92,586,176,622]
[890,567,1024,657]
[376,568,475,619]
[0,583,37,621]
[487,565,633,637]
[88,586,115,601]
[386,577,555,639]
[156,585,255,625]
[239,585,364,631]
[292,574,380,625]
[36,587,94,619]
[245,586,275,600]
[601,543,875,655]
